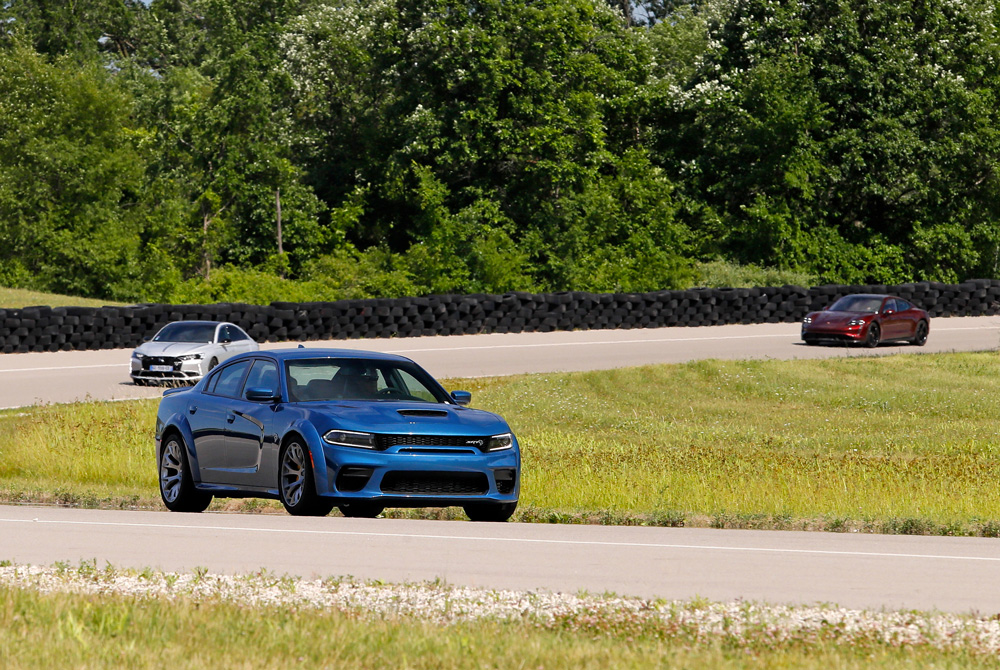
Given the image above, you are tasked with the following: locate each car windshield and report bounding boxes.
[153,322,216,343]
[285,358,448,403]
[828,296,883,313]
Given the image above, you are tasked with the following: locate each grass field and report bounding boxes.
[5,564,1000,669]
[0,287,124,309]
[3,351,1000,534]
[6,351,1000,666]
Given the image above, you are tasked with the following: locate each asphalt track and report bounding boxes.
[3,315,1000,612]
[2,315,999,408]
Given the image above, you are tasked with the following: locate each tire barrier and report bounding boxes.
[1,279,998,354]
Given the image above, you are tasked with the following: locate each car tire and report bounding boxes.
[464,502,517,522]
[278,439,334,516]
[911,321,929,346]
[864,323,881,348]
[338,502,385,518]
[159,434,212,513]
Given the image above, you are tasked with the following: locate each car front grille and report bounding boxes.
[374,434,492,451]
[139,356,182,370]
[380,471,489,495]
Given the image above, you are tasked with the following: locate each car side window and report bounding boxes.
[231,326,249,341]
[242,360,279,400]
[882,299,897,313]
[896,299,912,311]
[209,360,251,398]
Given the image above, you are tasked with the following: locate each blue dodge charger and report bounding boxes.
[155,348,520,521]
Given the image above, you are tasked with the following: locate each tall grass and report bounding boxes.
[2,585,996,669]
[4,352,1000,532]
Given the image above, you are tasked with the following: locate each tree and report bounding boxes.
[653,0,1000,283]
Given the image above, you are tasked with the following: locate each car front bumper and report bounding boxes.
[131,357,205,383]
[317,443,521,506]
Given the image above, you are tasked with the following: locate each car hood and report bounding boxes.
[809,311,870,326]
[135,341,213,357]
[300,401,511,436]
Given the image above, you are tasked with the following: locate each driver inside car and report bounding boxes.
[337,365,380,399]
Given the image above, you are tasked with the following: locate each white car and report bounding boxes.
[131,321,259,385]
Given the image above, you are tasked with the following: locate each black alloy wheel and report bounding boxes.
[911,321,929,346]
[864,323,881,348]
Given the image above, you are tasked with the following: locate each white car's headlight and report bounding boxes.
[486,433,514,452]
[176,353,204,361]
[324,430,376,449]
[131,351,143,360]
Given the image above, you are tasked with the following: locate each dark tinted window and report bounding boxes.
[285,358,449,403]
[242,360,279,399]
[896,299,912,311]
[883,299,898,313]
[210,360,251,398]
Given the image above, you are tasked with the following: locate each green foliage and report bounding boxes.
[657,0,1000,284]
[695,260,816,289]
[0,41,173,301]
[3,0,1000,301]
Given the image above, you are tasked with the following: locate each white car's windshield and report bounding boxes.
[154,323,216,343]
[285,359,447,403]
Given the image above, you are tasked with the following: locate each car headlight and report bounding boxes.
[848,318,866,326]
[176,353,204,361]
[802,317,813,324]
[486,433,514,452]
[131,351,143,360]
[324,430,376,449]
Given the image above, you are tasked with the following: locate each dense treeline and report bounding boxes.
[0,0,998,303]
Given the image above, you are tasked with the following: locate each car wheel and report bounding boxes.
[464,502,517,522]
[338,502,385,518]
[864,323,881,348]
[911,320,929,346]
[279,439,334,516]
[159,434,212,513]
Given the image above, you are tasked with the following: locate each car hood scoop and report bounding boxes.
[396,409,449,418]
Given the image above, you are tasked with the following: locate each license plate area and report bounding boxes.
[150,365,173,372]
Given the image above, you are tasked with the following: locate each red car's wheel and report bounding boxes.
[911,320,929,346]
[864,323,881,348]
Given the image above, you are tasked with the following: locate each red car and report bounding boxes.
[801,294,929,348]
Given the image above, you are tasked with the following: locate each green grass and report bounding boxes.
[3,585,999,669]
[4,352,1000,534]
[0,287,124,309]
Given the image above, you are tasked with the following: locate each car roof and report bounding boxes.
[839,294,894,299]
[160,320,227,326]
[247,348,415,364]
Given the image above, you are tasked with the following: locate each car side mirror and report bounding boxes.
[246,387,280,402]
[451,390,472,406]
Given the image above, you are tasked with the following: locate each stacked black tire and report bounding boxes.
[2,279,999,354]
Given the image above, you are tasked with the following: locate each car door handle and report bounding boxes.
[226,412,236,423]
[189,406,197,414]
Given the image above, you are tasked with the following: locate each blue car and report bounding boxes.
[155,348,520,521]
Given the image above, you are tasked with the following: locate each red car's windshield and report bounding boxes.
[828,296,883,313]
